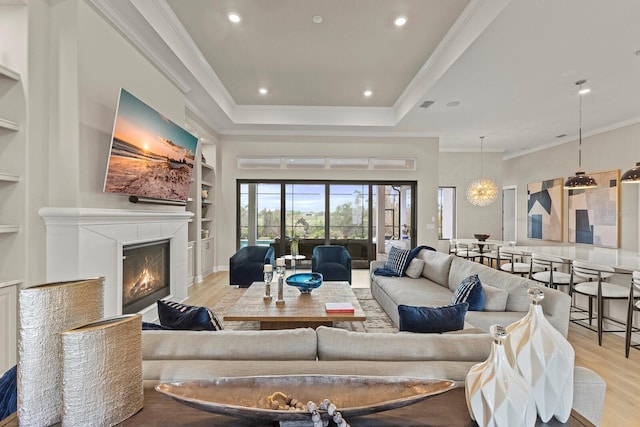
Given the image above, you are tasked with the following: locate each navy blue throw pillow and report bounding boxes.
[398,303,468,333]
[157,300,223,331]
[0,365,17,421]
[451,274,485,311]
[142,321,172,330]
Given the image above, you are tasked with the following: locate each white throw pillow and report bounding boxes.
[482,284,509,311]
[405,258,425,278]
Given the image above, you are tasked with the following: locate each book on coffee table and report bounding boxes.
[325,302,355,313]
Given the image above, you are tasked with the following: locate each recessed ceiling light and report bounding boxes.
[394,16,407,26]
[364,90,373,97]
[228,13,241,23]
[258,88,268,95]
[312,15,323,24]
[446,101,461,107]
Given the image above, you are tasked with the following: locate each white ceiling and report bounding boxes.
[92,0,640,158]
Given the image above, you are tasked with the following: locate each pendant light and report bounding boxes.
[466,136,498,206]
[564,79,598,189]
[621,162,640,183]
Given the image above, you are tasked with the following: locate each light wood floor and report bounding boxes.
[186,270,638,427]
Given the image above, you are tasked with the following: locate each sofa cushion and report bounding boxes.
[373,276,455,308]
[316,326,490,361]
[451,274,485,311]
[482,284,509,311]
[157,300,224,331]
[416,250,454,288]
[405,259,425,278]
[398,303,468,333]
[142,328,318,360]
[385,246,411,276]
[449,257,532,312]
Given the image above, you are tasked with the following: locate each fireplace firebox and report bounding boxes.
[122,240,170,314]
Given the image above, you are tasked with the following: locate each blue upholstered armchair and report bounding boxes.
[229,246,275,287]
[311,245,352,284]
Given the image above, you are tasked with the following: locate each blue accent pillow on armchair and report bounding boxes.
[451,274,485,311]
[398,303,468,333]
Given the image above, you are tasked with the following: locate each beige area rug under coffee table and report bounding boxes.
[213,287,397,333]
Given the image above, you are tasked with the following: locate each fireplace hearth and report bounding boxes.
[123,240,170,314]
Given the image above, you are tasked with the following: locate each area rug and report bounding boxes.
[212,287,397,333]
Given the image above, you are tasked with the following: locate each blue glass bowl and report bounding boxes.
[286,273,323,294]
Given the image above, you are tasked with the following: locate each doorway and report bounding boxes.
[502,186,516,242]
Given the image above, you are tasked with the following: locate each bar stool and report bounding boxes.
[498,246,530,276]
[529,253,572,290]
[624,271,640,357]
[571,260,626,346]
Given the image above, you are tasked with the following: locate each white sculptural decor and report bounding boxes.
[505,287,575,423]
[465,325,537,427]
[18,278,104,426]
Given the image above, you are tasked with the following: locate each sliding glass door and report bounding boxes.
[237,180,416,268]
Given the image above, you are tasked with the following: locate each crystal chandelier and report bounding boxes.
[466,136,498,206]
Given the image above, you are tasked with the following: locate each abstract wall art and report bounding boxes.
[527,178,563,242]
[568,170,619,248]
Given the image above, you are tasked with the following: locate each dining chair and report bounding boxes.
[529,253,572,290]
[483,243,511,268]
[498,246,531,276]
[624,271,640,357]
[454,242,481,262]
[571,260,625,346]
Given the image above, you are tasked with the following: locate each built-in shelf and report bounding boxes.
[0,118,19,132]
[201,218,214,223]
[0,173,19,182]
[202,200,213,205]
[0,64,19,81]
[0,225,19,233]
[202,163,214,171]
[202,180,213,187]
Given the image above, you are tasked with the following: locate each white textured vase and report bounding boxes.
[505,287,575,423]
[18,278,104,426]
[61,314,143,426]
[465,325,537,427]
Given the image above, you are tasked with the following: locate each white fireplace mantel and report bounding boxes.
[39,207,193,320]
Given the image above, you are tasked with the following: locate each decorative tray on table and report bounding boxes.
[156,375,455,423]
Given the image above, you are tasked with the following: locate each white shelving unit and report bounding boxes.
[186,153,216,284]
[0,61,23,373]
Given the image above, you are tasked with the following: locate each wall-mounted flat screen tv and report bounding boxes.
[103,88,199,203]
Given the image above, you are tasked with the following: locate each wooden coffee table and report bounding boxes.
[224,281,366,330]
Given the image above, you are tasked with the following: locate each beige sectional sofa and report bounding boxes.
[141,249,606,424]
[142,326,606,425]
[370,248,572,336]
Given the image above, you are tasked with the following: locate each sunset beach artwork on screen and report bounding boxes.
[103,88,199,203]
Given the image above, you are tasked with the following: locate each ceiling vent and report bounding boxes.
[419,101,435,109]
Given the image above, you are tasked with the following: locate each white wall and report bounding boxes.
[503,122,640,251]
[21,0,190,285]
[216,135,439,269]
[438,151,504,251]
